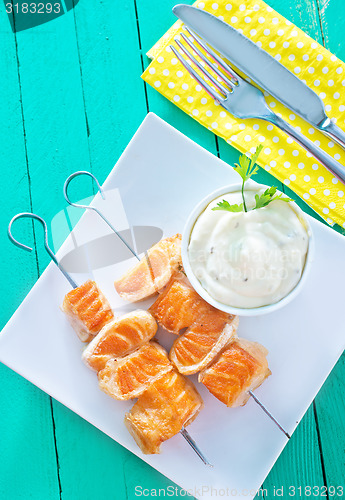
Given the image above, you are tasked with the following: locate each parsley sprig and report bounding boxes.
[212,199,244,213]
[254,186,293,209]
[212,145,293,213]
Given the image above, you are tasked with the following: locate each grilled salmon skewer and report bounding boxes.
[8,210,211,464]
[199,339,290,438]
[62,172,212,464]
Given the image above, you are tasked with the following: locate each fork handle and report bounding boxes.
[318,118,345,151]
[270,114,345,185]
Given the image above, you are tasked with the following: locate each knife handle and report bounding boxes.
[271,115,345,185]
[318,118,345,151]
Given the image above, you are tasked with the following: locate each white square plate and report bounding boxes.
[1,113,345,499]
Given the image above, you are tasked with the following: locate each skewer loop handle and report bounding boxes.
[8,212,78,289]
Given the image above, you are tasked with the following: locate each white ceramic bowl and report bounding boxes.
[182,182,314,316]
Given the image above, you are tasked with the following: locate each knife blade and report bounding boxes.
[173,4,345,149]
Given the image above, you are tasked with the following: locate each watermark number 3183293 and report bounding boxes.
[5,2,61,13]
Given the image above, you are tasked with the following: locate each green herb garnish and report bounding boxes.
[212,145,293,213]
[213,200,244,213]
[254,186,293,209]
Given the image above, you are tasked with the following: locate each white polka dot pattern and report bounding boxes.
[144,0,345,227]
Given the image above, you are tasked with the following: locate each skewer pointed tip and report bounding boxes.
[180,427,213,467]
[249,390,291,440]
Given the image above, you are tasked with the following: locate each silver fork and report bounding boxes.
[170,28,345,185]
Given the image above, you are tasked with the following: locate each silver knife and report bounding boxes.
[173,4,345,150]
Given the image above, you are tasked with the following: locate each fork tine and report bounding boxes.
[180,32,235,90]
[170,45,225,102]
[185,27,239,85]
[174,38,228,97]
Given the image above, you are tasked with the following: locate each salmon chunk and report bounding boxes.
[149,273,212,334]
[199,338,271,407]
[98,341,173,400]
[170,313,239,375]
[62,280,113,342]
[82,310,157,372]
[114,234,182,302]
[124,370,203,454]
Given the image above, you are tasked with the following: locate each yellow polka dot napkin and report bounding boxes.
[142,0,345,228]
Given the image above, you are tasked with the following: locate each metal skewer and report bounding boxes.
[8,213,78,289]
[64,171,213,466]
[249,390,291,439]
[8,209,212,466]
[180,426,212,465]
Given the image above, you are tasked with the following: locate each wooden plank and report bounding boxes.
[270,0,323,42]
[137,0,219,154]
[314,355,345,489]
[0,368,61,500]
[13,13,91,263]
[10,6,96,500]
[123,450,187,497]
[51,400,132,500]
[0,9,60,500]
[310,0,345,489]
[316,0,345,55]
[69,0,148,182]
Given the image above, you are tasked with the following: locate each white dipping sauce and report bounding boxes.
[188,189,309,308]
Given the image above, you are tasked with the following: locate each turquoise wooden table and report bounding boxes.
[0,0,344,498]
